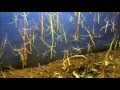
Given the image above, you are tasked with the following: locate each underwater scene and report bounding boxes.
[0,12,120,78]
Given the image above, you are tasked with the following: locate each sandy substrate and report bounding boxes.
[0,49,120,78]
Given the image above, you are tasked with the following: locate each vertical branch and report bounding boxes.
[32,27,35,43]
[56,12,59,32]
[49,13,54,59]
[41,12,44,39]
[75,12,81,41]
[29,21,32,53]
[23,20,27,67]
[62,28,67,43]
[20,12,30,68]
[97,12,100,24]
[41,12,57,59]
[94,13,96,23]
[77,12,80,38]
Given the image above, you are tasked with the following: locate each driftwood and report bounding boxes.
[70,55,87,60]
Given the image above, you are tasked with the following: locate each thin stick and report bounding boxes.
[74,12,81,41]
[41,12,45,39]
[56,12,59,32]
[83,25,95,47]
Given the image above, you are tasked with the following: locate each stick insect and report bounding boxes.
[9,12,19,28]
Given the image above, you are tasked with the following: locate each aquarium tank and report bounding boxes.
[0,12,120,78]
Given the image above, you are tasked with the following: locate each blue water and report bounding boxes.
[0,12,120,67]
